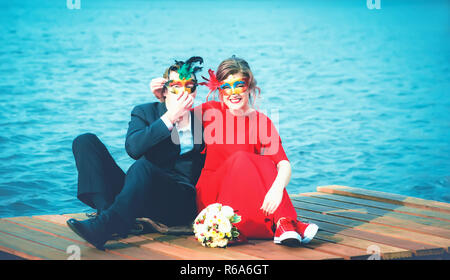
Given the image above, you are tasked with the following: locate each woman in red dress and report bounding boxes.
[195,56,318,246]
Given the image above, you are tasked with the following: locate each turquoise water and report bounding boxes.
[0,0,449,218]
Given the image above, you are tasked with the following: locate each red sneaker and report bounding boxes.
[274,218,302,246]
[294,220,319,244]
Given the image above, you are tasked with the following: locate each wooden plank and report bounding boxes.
[226,240,344,260]
[6,216,175,260]
[0,219,128,260]
[3,184,447,261]
[295,192,450,223]
[0,231,64,260]
[96,238,175,260]
[64,213,345,260]
[300,216,444,258]
[63,213,89,220]
[34,214,82,226]
[313,230,412,259]
[33,214,186,260]
[61,213,356,260]
[135,219,344,260]
[296,192,450,226]
[64,213,264,260]
[292,196,450,238]
[7,216,86,243]
[295,208,445,257]
[301,238,371,260]
[61,213,355,260]
[52,214,347,260]
[143,233,264,260]
[36,214,212,260]
[116,235,188,260]
[317,185,450,213]
[124,234,226,260]
[225,240,311,260]
[39,214,260,260]
[294,200,450,251]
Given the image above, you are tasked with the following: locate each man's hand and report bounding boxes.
[150,77,167,97]
[165,91,194,124]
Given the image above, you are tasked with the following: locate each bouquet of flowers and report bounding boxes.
[193,203,241,248]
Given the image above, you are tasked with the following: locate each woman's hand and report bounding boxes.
[260,181,284,216]
[150,77,167,96]
[260,160,291,216]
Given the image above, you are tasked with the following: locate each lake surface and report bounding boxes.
[0,0,449,218]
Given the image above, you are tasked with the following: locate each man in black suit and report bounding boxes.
[67,57,205,250]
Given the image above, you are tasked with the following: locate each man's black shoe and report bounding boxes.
[66,210,129,250]
[66,218,109,250]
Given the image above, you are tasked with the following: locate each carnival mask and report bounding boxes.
[218,75,248,96]
[165,78,197,94]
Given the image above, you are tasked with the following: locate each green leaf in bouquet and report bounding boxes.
[231,227,240,238]
[230,214,241,224]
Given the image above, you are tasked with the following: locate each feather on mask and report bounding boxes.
[199,69,221,101]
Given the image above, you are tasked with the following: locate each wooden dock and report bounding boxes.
[1,185,449,260]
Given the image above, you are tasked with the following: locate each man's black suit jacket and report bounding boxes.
[124,102,205,187]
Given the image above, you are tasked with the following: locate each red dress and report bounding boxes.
[194,101,297,239]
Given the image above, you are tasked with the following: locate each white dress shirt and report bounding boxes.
[161,113,194,155]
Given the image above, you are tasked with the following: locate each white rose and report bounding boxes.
[207,208,219,217]
[209,203,222,209]
[215,212,227,224]
[218,219,232,233]
[204,215,216,228]
[207,203,222,214]
[194,224,208,235]
[220,205,235,219]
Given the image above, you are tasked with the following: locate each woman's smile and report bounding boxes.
[228,95,243,104]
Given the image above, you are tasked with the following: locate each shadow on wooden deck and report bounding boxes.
[1,185,449,260]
